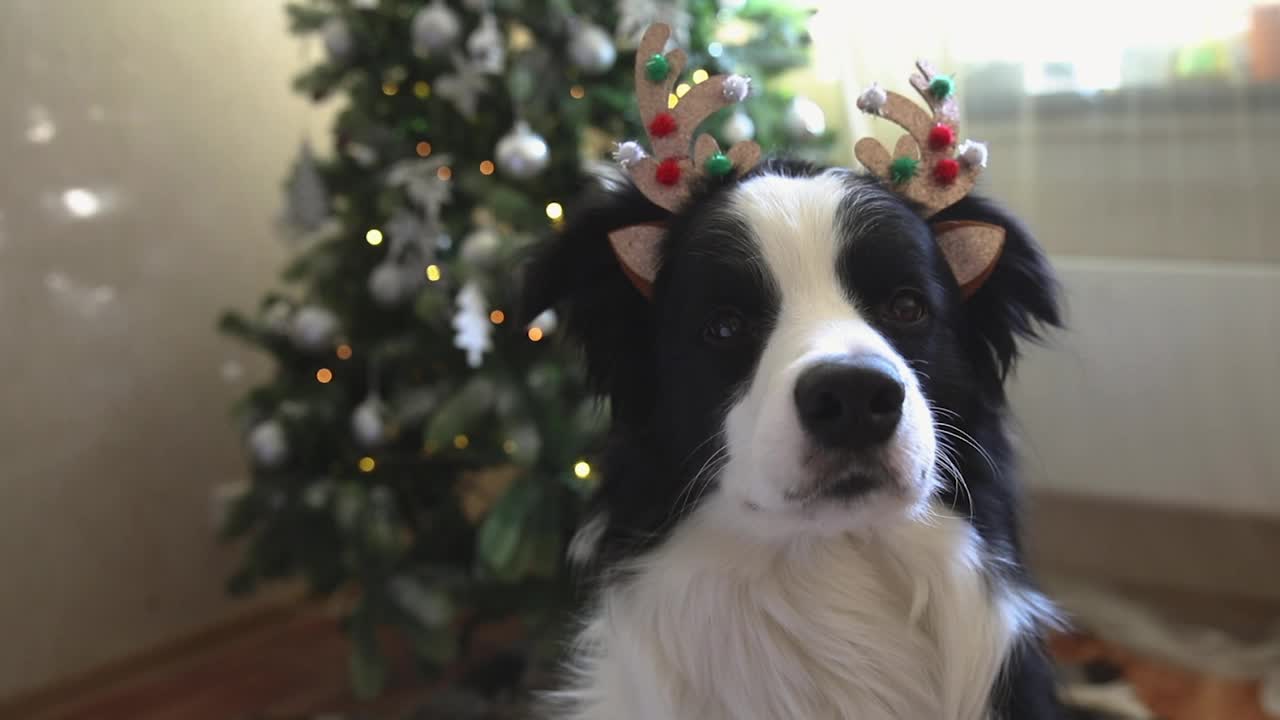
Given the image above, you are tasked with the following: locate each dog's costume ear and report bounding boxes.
[929,219,1005,298]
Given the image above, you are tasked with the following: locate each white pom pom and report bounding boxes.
[612,140,647,168]
[856,83,888,114]
[722,74,751,103]
[958,139,989,168]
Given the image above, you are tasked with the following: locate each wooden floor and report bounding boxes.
[5,606,1273,720]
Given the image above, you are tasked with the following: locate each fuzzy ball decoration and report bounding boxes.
[957,139,989,168]
[928,124,955,150]
[929,74,955,100]
[645,53,670,82]
[933,157,960,185]
[655,157,682,185]
[705,152,733,176]
[890,156,919,185]
[722,74,751,103]
[612,140,647,168]
[648,112,677,137]
[856,83,888,114]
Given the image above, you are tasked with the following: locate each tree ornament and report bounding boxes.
[291,305,340,352]
[322,17,355,63]
[612,140,647,168]
[352,0,378,8]
[452,282,493,368]
[436,53,489,119]
[460,227,501,267]
[890,156,919,184]
[655,157,682,185]
[466,13,505,75]
[933,157,960,185]
[648,112,677,137]
[248,420,288,468]
[494,121,549,180]
[784,96,827,140]
[351,395,389,448]
[928,124,955,150]
[616,0,691,50]
[368,263,406,307]
[569,21,617,76]
[280,141,330,237]
[705,152,733,176]
[530,309,558,335]
[722,110,755,143]
[722,74,751,102]
[411,0,461,55]
[644,53,671,82]
[958,139,989,168]
[261,299,294,335]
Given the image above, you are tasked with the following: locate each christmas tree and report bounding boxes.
[219,0,834,703]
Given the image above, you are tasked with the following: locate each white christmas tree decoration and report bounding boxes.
[436,53,489,120]
[280,141,331,238]
[722,75,751,103]
[615,0,691,50]
[466,14,505,74]
[452,282,493,368]
[387,154,454,227]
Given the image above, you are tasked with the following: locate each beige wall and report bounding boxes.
[0,0,316,698]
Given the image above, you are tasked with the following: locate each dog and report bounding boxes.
[519,25,1065,720]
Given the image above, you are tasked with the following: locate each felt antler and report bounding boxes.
[607,23,761,298]
[855,62,1004,297]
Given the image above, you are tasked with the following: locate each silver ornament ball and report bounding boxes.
[322,17,355,62]
[784,96,827,140]
[367,263,405,307]
[248,420,289,468]
[495,122,550,180]
[411,0,461,54]
[569,23,617,75]
[262,300,294,335]
[351,397,388,448]
[460,228,501,266]
[722,110,756,144]
[290,305,340,352]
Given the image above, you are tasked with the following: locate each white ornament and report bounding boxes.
[460,227,501,266]
[722,74,751,103]
[722,110,755,144]
[352,0,379,8]
[262,300,294,335]
[351,396,388,447]
[856,82,888,115]
[612,140,647,168]
[248,420,288,468]
[411,0,461,54]
[368,263,405,307]
[616,0,691,50]
[495,121,550,180]
[452,282,493,368]
[784,96,827,140]
[281,141,330,236]
[958,139,989,168]
[290,305,340,352]
[569,21,617,75]
[530,308,558,335]
[345,141,378,167]
[436,53,489,119]
[387,155,454,223]
[466,14,505,75]
[322,17,355,62]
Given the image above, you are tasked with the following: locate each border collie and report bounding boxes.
[520,24,1065,720]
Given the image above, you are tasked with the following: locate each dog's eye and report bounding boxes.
[702,308,746,344]
[884,289,928,326]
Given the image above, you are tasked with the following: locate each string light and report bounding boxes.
[489,310,505,324]
[453,434,469,450]
[503,439,517,454]
[708,42,724,58]
[574,461,592,479]
[668,93,679,109]
[413,81,431,98]
[336,344,353,360]
[479,160,495,175]
[691,68,710,84]
[358,456,376,472]
[425,264,441,282]
[676,82,692,97]
[436,166,452,181]
[365,228,383,245]
[382,81,399,96]
[316,368,333,383]
[527,327,544,342]
[415,141,432,157]
[570,85,586,99]
[544,202,563,220]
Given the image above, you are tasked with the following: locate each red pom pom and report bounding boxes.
[928,124,955,151]
[933,157,960,185]
[648,112,678,138]
[655,157,682,185]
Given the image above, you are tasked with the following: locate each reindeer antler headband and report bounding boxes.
[608,26,1005,300]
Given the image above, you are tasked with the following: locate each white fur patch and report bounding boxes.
[548,504,1055,720]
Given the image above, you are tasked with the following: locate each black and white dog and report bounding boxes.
[520,26,1065,720]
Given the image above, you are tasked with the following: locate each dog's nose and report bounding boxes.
[794,356,905,449]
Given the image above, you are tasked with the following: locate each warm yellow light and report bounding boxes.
[382,81,399,96]
[413,80,431,98]
[453,434,469,450]
[676,82,691,97]
[316,368,333,383]
[691,68,710,84]
[489,310,505,324]
[479,160,495,175]
[544,202,563,220]
[336,344,353,360]
[668,93,679,109]
[365,228,383,245]
[425,264,441,282]
[436,166,452,181]
[503,439,517,454]
[358,456,376,472]
[415,141,432,157]
[570,85,586,99]
[527,327,544,342]
[574,461,591,479]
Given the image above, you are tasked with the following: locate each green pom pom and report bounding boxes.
[705,152,733,176]
[928,75,954,100]
[890,156,919,184]
[645,53,670,82]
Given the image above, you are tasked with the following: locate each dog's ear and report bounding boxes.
[518,178,667,417]
[932,194,1062,385]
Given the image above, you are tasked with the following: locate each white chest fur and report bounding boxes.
[548,506,1050,720]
